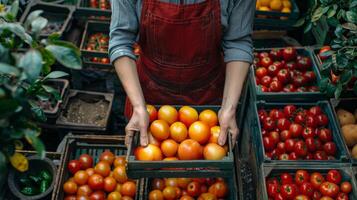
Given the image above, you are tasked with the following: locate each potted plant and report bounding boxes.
[0,0,81,196]
[296,0,357,98]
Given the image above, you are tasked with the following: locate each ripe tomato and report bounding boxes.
[63,180,78,194]
[79,154,93,169]
[312,191,322,200]
[148,132,161,146]
[256,67,268,79]
[340,181,352,193]
[88,174,104,190]
[302,127,315,139]
[280,173,293,184]
[285,139,296,153]
[309,106,322,116]
[203,143,227,160]
[314,151,328,160]
[299,182,314,197]
[198,193,217,200]
[188,121,210,144]
[149,189,164,200]
[208,181,228,198]
[263,117,276,131]
[269,80,283,92]
[306,115,317,128]
[64,195,76,200]
[316,114,329,127]
[280,184,298,199]
[180,195,194,200]
[135,144,163,161]
[150,120,170,141]
[320,197,333,200]
[294,141,308,157]
[99,150,115,165]
[151,178,165,190]
[263,136,276,151]
[163,186,177,200]
[161,139,178,157]
[77,185,93,196]
[107,191,122,200]
[323,142,336,156]
[277,118,291,131]
[74,170,89,185]
[86,168,95,176]
[177,139,203,160]
[336,193,349,200]
[326,170,342,185]
[179,106,198,127]
[94,161,111,177]
[295,170,310,186]
[319,182,340,198]
[289,123,303,138]
[280,130,292,141]
[318,128,332,143]
[187,181,201,197]
[68,160,81,174]
[112,166,128,184]
[269,131,280,145]
[276,142,286,155]
[104,176,117,192]
[305,137,316,152]
[267,182,279,197]
[199,109,218,127]
[89,190,106,200]
[147,105,158,123]
[294,113,306,125]
[209,126,220,144]
[121,181,136,197]
[170,122,188,143]
[289,152,298,160]
[284,105,297,117]
[294,195,310,200]
[76,195,89,200]
[165,178,178,187]
[158,105,178,125]
[261,76,272,87]
[121,196,134,200]
[113,156,126,167]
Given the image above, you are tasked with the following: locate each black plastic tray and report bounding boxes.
[80,20,109,58]
[41,79,69,119]
[76,0,111,18]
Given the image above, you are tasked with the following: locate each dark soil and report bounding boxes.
[59,97,109,126]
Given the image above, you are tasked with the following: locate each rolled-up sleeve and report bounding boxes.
[222,0,255,64]
[109,0,139,64]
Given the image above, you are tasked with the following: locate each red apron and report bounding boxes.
[125,0,225,117]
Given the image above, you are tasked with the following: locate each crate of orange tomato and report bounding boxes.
[255,0,300,30]
[52,135,140,200]
[126,105,235,178]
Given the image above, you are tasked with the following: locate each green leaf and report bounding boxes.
[42,85,61,100]
[24,129,45,158]
[327,8,336,18]
[24,10,43,30]
[346,11,357,23]
[0,99,20,117]
[18,49,42,82]
[312,7,324,22]
[319,77,329,92]
[320,50,334,57]
[44,71,68,79]
[304,23,313,33]
[9,0,19,19]
[38,48,55,75]
[0,23,33,45]
[327,17,339,27]
[351,0,357,8]
[334,83,342,98]
[336,54,349,68]
[30,16,48,36]
[326,82,337,97]
[0,63,20,76]
[28,100,46,122]
[294,18,305,27]
[334,25,344,38]
[45,45,82,69]
[36,94,50,101]
[48,33,61,42]
[337,9,345,20]
[341,23,357,31]
[50,40,81,57]
[340,70,353,85]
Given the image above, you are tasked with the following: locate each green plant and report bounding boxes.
[297,0,357,98]
[0,0,81,180]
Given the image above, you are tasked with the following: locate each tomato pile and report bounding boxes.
[254,47,319,93]
[258,104,338,160]
[134,105,227,161]
[88,0,110,10]
[63,151,136,200]
[84,33,110,64]
[148,177,229,200]
[266,169,353,200]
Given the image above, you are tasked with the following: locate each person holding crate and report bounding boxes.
[109,0,254,147]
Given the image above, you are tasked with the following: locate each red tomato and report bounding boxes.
[263,117,276,131]
[276,142,286,155]
[323,142,337,156]
[277,69,291,84]
[94,161,111,177]
[263,136,276,151]
[256,67,268,79]
[187,181,201,197]
[289,123,303,138]
[340,181,352,194]
[261,76,272,87]
[336,193,349,200]
[299,182,314,197]
[269,80,283,92]
[313,151,328,160]
[78,154,93,170]
[274,193,285,200]
[302,127,314,139]
[289,152,298,160]
[68,160,81,174]
[277,118,291,131]
[89,190,106,200]
[208,181,228,198]
[280,173,293,184]
[305,137,316,152]
[269,109,285,120]
[319,182,340,198]
[88,174,104,190]
[316,114,329,127]
[294,141,308,158]
[280,184,298,199]
[284,105,297,117]
[269,131,280,145]
[326,170,342,185]
[311,191,322,200]
[318,128,333,143]
[280,130,292,142]
[295,170,310,186]
[294,113,306,125]
[282,47,297,62]
[285,139,296,153]
[294,195,310,200]
[306,115,317,128]
[261,57,273,68]
[259,109,268,122]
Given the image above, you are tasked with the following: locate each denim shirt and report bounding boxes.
[109,0,255,64]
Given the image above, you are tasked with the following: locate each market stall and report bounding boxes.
[0,0,357,199]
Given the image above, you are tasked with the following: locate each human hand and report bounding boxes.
[217,106,239,147]
[125,106,149,146]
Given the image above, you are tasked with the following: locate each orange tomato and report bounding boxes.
[199,110,218,127]
[150,120,170,141]
[198,193,217,200]
[178,139,203,160]
[188,121,210,145]
[85,168,95,176]
[89,191,106,200]
[147,105,158,122]
[177,178,192,189]
[94,161,111,177]
[174,187,182,198]
[77,185,92,196]
[104,176,117,192]
[64,195,76,200]
[161,139,179,157]
[152,178,165,190]
[165,178,178,187]
[180,196,195,200]
[209,126,220,144]
[208,181,228,198]
[158,105,178,125]
[179,106,198,127]
[115,183,122,192]
[170,122,188,143]
[63,180,78,194]
[99,150,115,165]
[113,156,126,167]
[107,191,122,200]
[88,174,104,190]
[203,143,227,160]
[163,157,178,161]
[149,189,164,200]
[148,131,161,146]
[112,166,128,184]
[163,186,177,200]
[121,181,136,197]
[134,144,163,161]
[76,195,90,200]
[121,196,134,200]
[74,170,89,185]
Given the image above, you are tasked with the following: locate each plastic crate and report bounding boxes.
[19,2,74,37]
[259,164,357,200]
[80,20,109,58]
[76,0,111,18]
[254,0,299,30]
[252,100,350,165]
[330,98,357,165]
[52,135,140,200]
[126,106,235,179]
[250,47,326,102]
[41,79,69,119]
